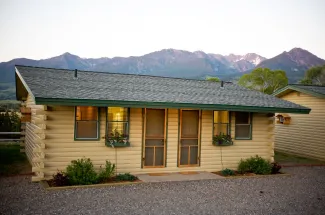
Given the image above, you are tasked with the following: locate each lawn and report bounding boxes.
[0,144,31,176]
[275,151,325,166]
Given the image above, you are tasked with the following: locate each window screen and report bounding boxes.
[75,106,99,139]
[235,112,252,139]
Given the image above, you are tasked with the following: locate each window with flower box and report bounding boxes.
[213,111,232,146]
[106,107,130,147]
[213,111,230,136]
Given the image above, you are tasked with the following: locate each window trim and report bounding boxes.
[106,107,130,141]
[235,112,253,140]
[213,111,230,137]
[74,106,100,141]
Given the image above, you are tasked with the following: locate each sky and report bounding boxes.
[0,0,324,62]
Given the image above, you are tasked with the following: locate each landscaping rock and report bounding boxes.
[0,166,324,215]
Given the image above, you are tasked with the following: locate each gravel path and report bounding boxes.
[1,167,324,215]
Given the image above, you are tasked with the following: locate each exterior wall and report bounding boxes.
[275,92,325,160]
[25,94,274,181]
[24,94,48,181]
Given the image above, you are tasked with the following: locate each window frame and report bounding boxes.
[106,107,130,141]
[213,110,231,137]
[235,112,253,140]
[74,106,100,141]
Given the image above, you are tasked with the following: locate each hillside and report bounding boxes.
[255,48,325,82]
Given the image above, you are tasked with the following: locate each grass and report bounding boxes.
[275,151,325,165]
[0,144,31,176]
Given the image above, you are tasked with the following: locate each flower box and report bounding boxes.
[105,129,130,148]
[212,139,233,146]
[105,140,130,148]
[213,133,233,146]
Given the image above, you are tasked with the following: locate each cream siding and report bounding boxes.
[275,92,325,160]
[24,94,48,181]
[24,95,274,181]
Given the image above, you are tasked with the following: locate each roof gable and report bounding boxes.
[273,85,325,99]
[15,65,311,114]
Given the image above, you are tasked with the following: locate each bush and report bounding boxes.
[98,161,116,182]
[271,162,282,174]
[221,168,235,176]
[52,171,69,186]
[66,158,98,185]
[238,155,272,175]
[115,173,138,181]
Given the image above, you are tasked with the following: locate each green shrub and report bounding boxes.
[98,161,116,182]
[66,158,98,185]
[221,168,235,176]
[238,155,272,175]
[115,173,138,181]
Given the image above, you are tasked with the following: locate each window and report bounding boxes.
[213,111,229,136]
[235,112,252,139]
[75,106,99,140]
[107,107,129,138]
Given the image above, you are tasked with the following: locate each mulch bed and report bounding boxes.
[212,171,283,177]
[47,176,141,187]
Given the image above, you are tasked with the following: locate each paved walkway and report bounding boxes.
[136,171,223,182]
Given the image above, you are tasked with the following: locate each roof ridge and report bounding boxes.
[15,65,232,84]
[288,84,325,88]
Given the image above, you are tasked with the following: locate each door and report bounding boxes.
[143,108,166,167]
[179,110,200,166]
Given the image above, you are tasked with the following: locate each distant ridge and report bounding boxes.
[0,47,324,99]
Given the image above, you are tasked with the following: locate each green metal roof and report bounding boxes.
[15,65,311,114]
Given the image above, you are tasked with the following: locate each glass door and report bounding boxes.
[143,109,166,167]
[179,110,200,166]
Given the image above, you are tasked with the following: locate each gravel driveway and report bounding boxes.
[1,167,324,215]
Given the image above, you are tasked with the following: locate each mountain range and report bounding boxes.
[0,47,324,100]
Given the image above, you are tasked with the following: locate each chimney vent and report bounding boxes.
[74,69,77,78]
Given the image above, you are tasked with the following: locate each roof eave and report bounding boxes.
[35,97,311,114]
[15,67,35,101]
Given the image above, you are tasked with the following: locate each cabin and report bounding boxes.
[15,65,310,181]
[273,84,325,161]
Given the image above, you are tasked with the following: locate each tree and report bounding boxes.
[238,68,288,94]
[206,76,220,82]
[0,111,21,139]
[299,65,325,85]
